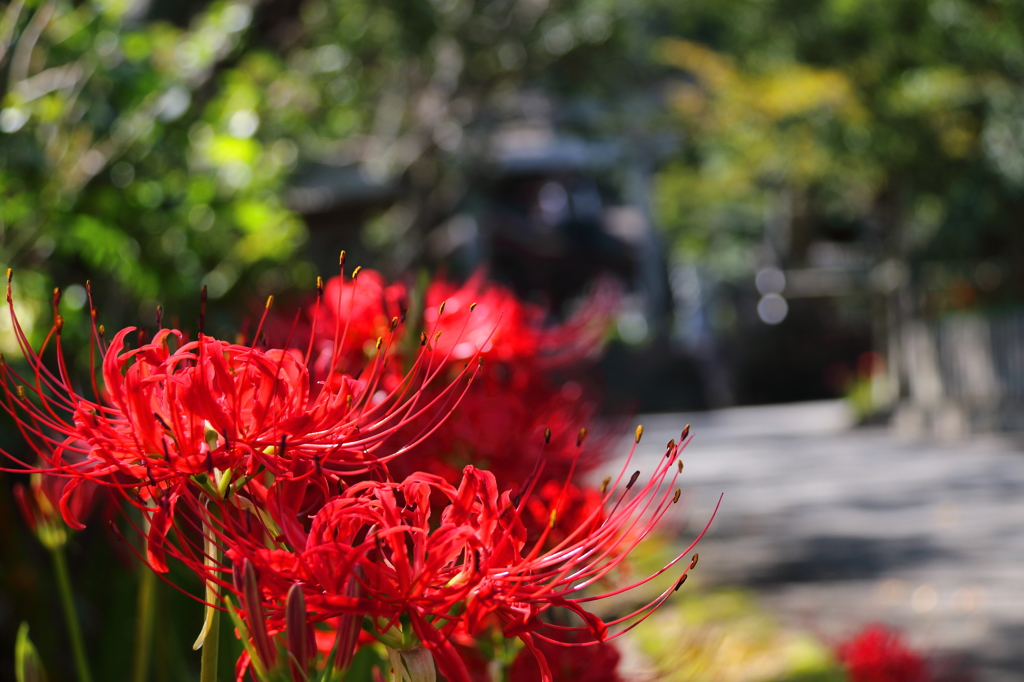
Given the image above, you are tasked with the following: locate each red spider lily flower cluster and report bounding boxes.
[289,266,621,546]
[198,426,712,682]
[0,267,482,569]
[837,624,930,682]
[0,262,715,682]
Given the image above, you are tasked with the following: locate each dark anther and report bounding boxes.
[544,428,551,444]
[673,488,681,504]
[681,424,690,440]
[199,285,208,335]
[689,553,699,570]
[626,470,640,490]
[675,574,687,591]
[576,428,587,447]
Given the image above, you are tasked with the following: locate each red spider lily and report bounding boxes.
[13,466,101,550]
[307,266,409,376]
[422,270,616,369]
[297,268,620,532]
[195,424,715,682]
[838,624,930,682]
[508,630,622,682]
[0,272,483,570]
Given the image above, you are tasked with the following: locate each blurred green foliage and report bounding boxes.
[650,0,1024,305]
[638,589,845,682]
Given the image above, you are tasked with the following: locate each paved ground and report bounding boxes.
[605,401,1024,681]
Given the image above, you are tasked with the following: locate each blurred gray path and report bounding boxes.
[606,401,1024,681]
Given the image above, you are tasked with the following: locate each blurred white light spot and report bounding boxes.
[0,299,36,354]
[539,182,568,227]
[952,586,987,614]
[875,579,909,606]
[228,110,259,139]
[433,119,463,152]
[111,162,135,188]
[189,204,215,232]
[755,267,786,295]
[63,284,87,311]
[80,150,107,176]
[757,293,788,325]
[222,4,253,32]
[543,24,575,55]
[617,310,649,344]
[313,44,348,72]
[204,266,238,299]
[0,107,27,133]
[911,584,939,613]
[220,161,252,189]
[157,87,192,122]
[94,30,119,56]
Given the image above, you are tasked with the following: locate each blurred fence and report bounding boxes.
[901,310,1024,433]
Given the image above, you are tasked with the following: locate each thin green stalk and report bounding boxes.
[50,545,93,682]
[199,609,220,682]
[197,507,221,682]
[132,565,157,682]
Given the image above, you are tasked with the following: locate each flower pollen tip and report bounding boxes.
[627,470,640,489]
[98,324,106,337]
[549,509,557,529]
[678,460,684,473]
[339,250,346,267]
[419,332,427,346]
[390,316,398,332]
[689,553,699,569]
[55,316,64,333]
[576,427,587,447]
[600,476,611,494]
[316,276,324,296]
[16,385,25,400]
[673,488,681,503]
[53,287,61,308]
[5,268,11,283]
[544,427,551,444]
[375,337,382,350]
[265,295,274,310]
[675,574,687,591]
[635,424,643,443]
[352,265,362,279]
[681,424,690,440]
[438,301,446,316]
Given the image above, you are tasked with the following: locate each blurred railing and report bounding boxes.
[903,310,1024,433]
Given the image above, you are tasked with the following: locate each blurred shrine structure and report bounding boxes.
[283,96,1024,426]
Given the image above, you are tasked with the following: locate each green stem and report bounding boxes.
[50,545,93,682]
[131,566,157,682]
[199,608,221,682]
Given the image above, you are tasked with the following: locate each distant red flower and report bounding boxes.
[13,465,100,549]
[422,270,615,370]
[308,266,408,375]
[838,624,930,682]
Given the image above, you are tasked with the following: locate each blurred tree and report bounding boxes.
[651,0,1024,309]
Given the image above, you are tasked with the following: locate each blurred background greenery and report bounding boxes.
[1,0,1023,678]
